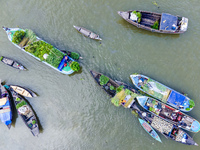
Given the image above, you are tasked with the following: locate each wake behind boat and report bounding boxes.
[130,74,195,112]
[2,27,81,75]
[136,96,200,133]
[73,25,102,40]
[0,56,27,70]
[118,10,188,34]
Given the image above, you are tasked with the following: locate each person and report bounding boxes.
[64,56,68,67]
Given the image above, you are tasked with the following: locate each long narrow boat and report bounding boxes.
[132,106,198,146]
[0,82,13,129]
[9,85,37,98]
[130,74,194,112]
[118,10,188,34]
[2,27,80,75]
[10,87,39,136]
[136,96,200,133]
[0,56,27,70]
[138,118,162,143]
[73,25,102,40]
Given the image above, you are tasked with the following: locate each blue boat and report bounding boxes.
[138,118,162,143]
[130,74,195,112]
[136,96,200,133]
[0,82,13,129]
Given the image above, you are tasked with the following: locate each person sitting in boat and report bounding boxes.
[64,56,69,67]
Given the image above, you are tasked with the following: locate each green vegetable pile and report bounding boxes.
[70,52,80,60]
[99,75,109,85]
[116,85,124,93]
[132,11,142,23]
[151,21,159,29]
[16,100,27,109]
[12,30,25,44]
[70,61,80,72]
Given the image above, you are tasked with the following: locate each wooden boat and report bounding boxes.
[9,85,37,98]
[130,74,194,112]
[118,10,188,34]
[90,70,119,97]
[136,96,200,133]
[138,118,162,143]
[2,27,80,75]
[133,108,198,146]
[90,70,137,108]
[0,82,13,129]
[73,25,102,40]
[0,56,27,70]
[10,87,39,136]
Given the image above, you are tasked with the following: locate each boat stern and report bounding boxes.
[2,26,10,31]
[180,17,188,32]
[136,96,148,108]
[130,74,139,87]
[190,120,200,133]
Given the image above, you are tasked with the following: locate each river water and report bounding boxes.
[0,0,200,150]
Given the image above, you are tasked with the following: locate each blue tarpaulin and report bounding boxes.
[160,13,178,31]
[167,90,186,106]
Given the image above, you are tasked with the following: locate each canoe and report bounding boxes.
[9,85,37,98]
[0,56,27,70]
[73,25,102,40]
[2,27,81,75]
[118,10,188,34]
[0,82,13,129]
[134,108,198,146]
[90,70,137,107]
[10,87,39,136]
[136,96,200,133]
[138,118,162,143]
[130,74,194,112]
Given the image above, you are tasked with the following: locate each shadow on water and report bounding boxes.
[117,19,180,39]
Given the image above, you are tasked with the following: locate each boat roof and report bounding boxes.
[167,90,187,106]
[159,13,178,31]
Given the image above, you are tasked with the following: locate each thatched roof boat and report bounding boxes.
[118,10,188,34]
[136,96,200,133]
[130,74,194,112]
[0,56,27,70]
[73,26,102,40]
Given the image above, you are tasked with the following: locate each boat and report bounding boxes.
[9,87,39,136]
[118,10,188,34]
[136,96,200,133]
[90,70,120,97]
[9,85,37,98]
[2,27,81,75]
[0,56,27,70]
[0,82,13,129]
[90,70,138,107]
[133,107,198,146]
[138,118,162,143]
[130,74,194,112]
[73,25,102,40]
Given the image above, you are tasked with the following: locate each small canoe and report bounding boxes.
[73,25,102,40]
[136,96,200,133]
[135,108,198,146]
[10,88,39,136]
[0,56,27,70]
[118,10,188,34]
[138,118,162,143]
[0,82,13,129]
[130,74,194,112]
[9,85,37,98]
